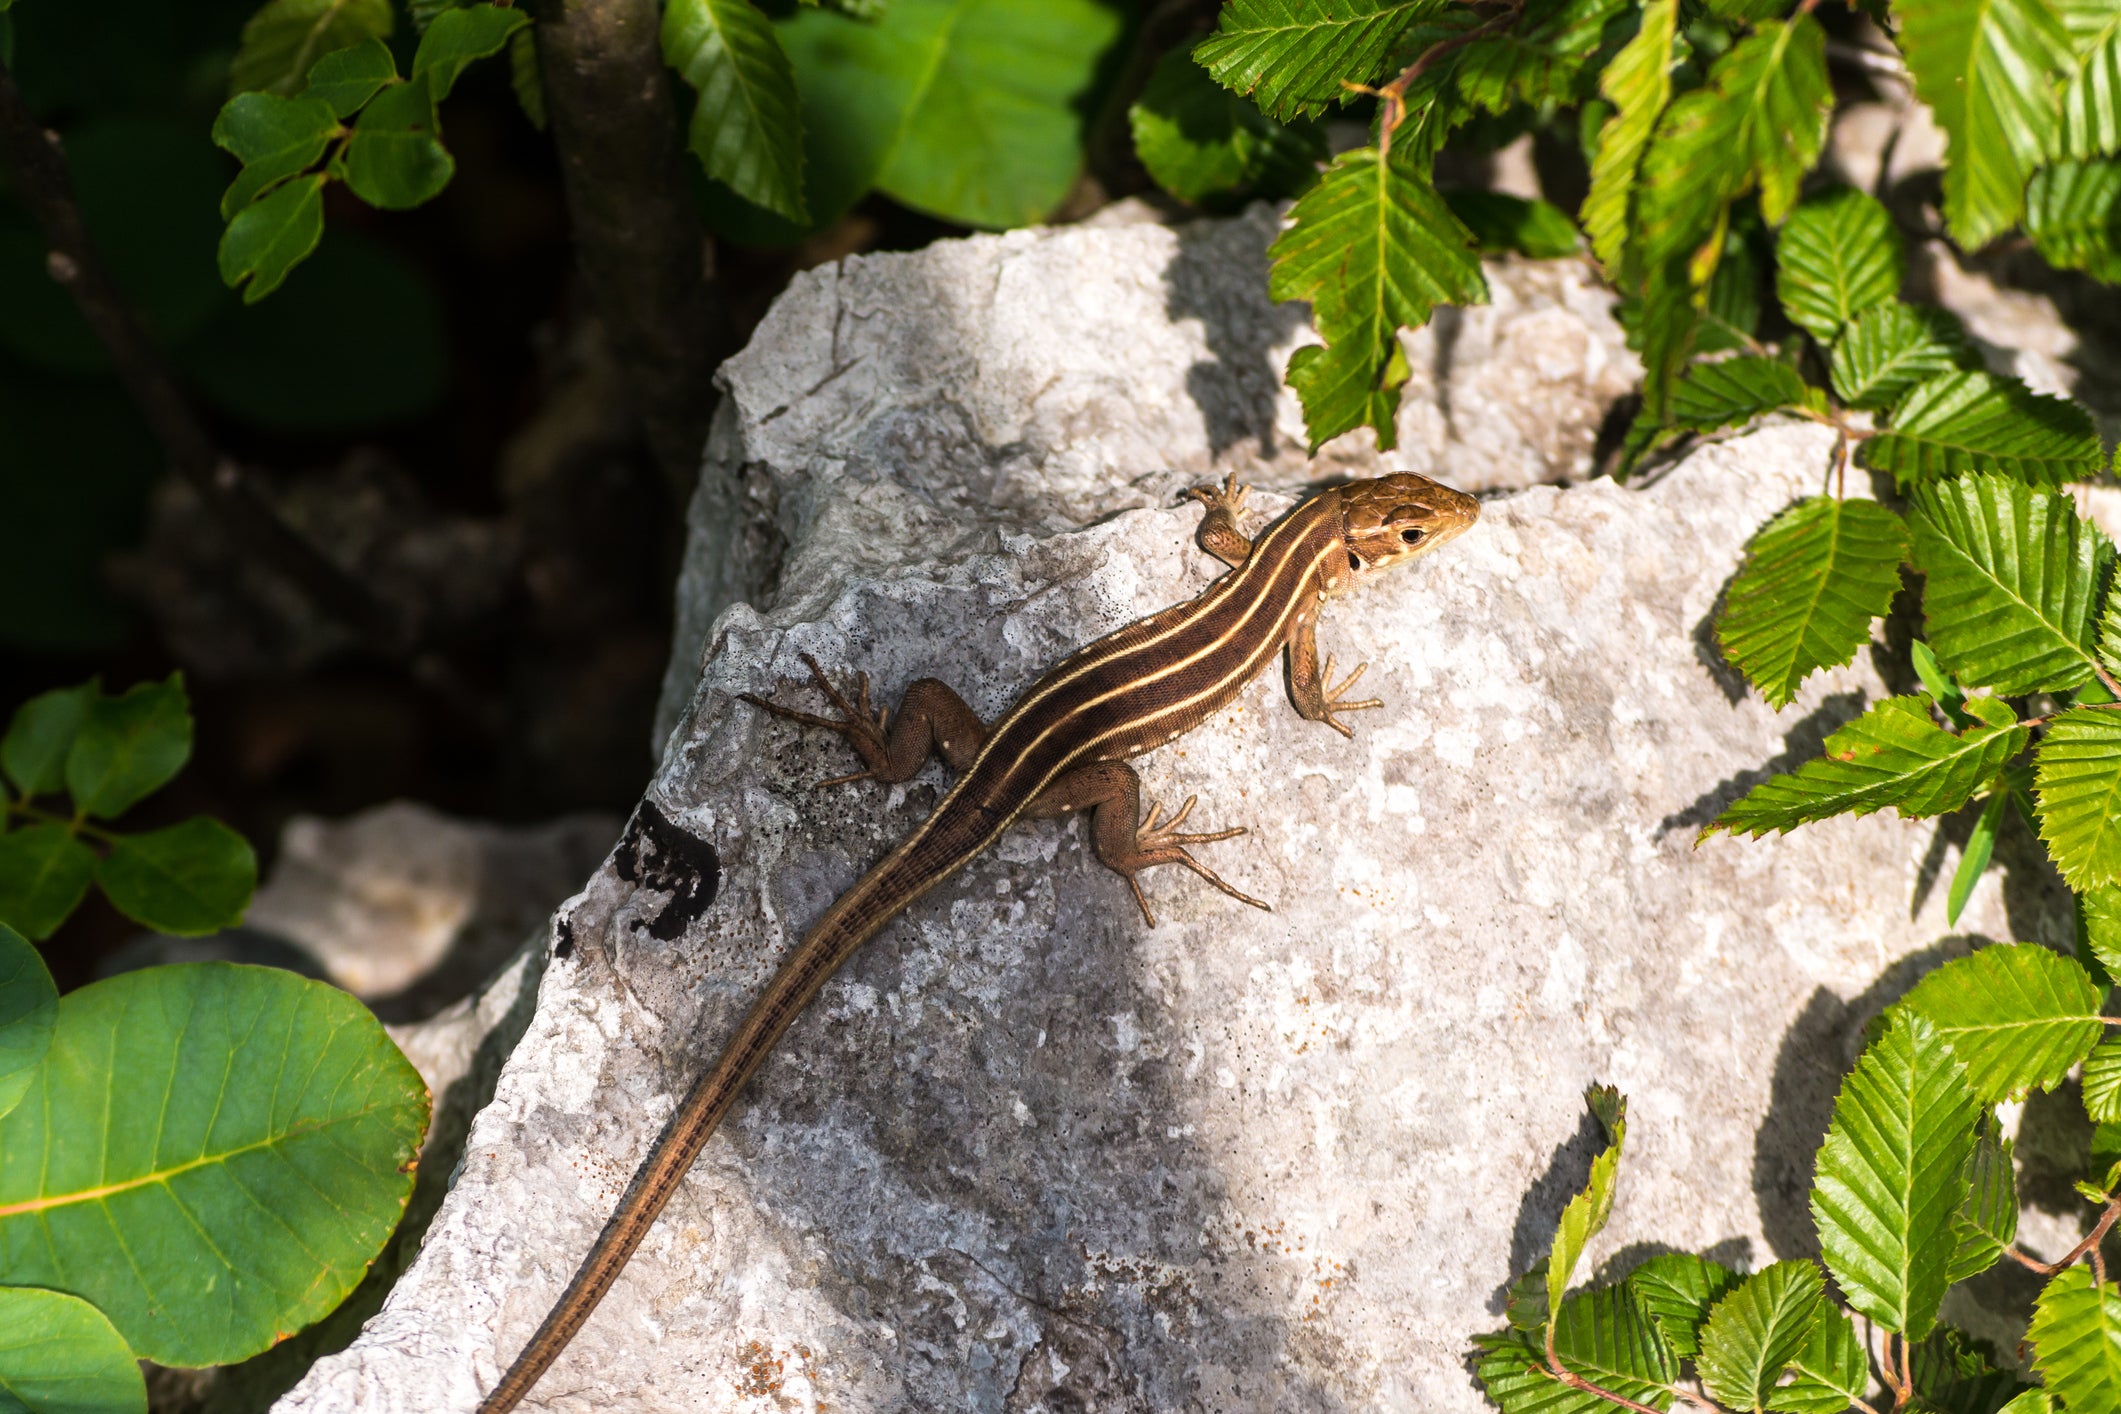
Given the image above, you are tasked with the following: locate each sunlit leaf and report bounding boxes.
[1628,1252,1741,1360]
[1580,0,1676,276]
[1765,1305,1867,1414]
[1867,372,2104,490]
[1775,186,1902,341]
[0,1286,145,1414]
[1829,302,1977,411]
[1192,0,1442,122]
[1546,1086,1627,1316]
[1715,496,1908,709]
[2030,1266,2121,1414]
[1476,1286,1677,1414]
[1670,356,1813,433]
[1696,1260,1825,1411]
[1898,943,2104,1102]
[2034,706,2121,889]
[2084,1037,2121,1123]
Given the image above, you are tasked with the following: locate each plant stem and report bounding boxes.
[526,0,722,504]
[1532,1363,1672,1414]
[1375,2,1521,156]
[0,55,409,654]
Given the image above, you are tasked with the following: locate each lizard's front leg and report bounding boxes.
[1187,473,1253,569]
[740,653,987,786]
[1286,613,1383,739]
[1023,762,1267,926]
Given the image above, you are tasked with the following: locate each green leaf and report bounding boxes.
[1,683,92,799]
[1707,696,2028,837]
[1628,1252,1741,1360]
[1946,788,2005,926]
[411,3,528,101]
[1867,372,2104,491]
[342,80,456,209]
[1696,1260,1826,1411]
[1810,1011,1980,1340]
[94,818,258,936]
[1996,1391,2054,1414]
[229,0,395,95]
[2026,159,2121,282]
[2030,1266,2121,1413]
[1546,1086,1627,1316]
[1900,943,2104,1103]
[1911,474,2109,694]
[0,1286,146,1414]
[0,827,95,943]
[664,0,806,222]
[2084,883,2121,980]
[1476,1286,1677,1414]
[1948,1117,2018,1284]
[1696,226,1764,354]
[1434,0,1631,117]
[64,674,190,820]
[1581,0,1676,276]
[211,91,339,219]
[1128,49,1325,209]
[1283,339,1408,451]
[2054,20,2121,160]
[1443,190,1581,259]
[2084,1036,2121,1123]
[1671,355,1812,432]
[301,35,397,117]
[1716,497,1909,711]
[1775,186,1903,342]
[1893,0,2075,248]
[0,963,430,1366]
[1910,1326,2027,1414]
[0,924,55,1121]
[1830,302,1977,411]
[1191,0,1439,123]
[2034,707,2121,889]
[1766,1306,1868,1414]
[217,171,327,302]
[509,27,546,131]
[1269,142,1485,450]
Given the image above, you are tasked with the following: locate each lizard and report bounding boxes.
[478,470,1480,1412]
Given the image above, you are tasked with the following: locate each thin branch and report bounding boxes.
[1530,1363,1673,1414]
[1373,2,1522,156]
[2005,1197,2121,1277]
[0,54,411,652]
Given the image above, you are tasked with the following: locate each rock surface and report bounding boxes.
[658,208,1640,747]
[281,377,2072,1411]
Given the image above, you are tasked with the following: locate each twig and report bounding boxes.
[1373,2,1522,157]
[0,55,409,653]
[2003,1197,2121,1275]
[1531,1364,1674,1414]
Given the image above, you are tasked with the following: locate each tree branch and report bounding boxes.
[527,0,722,503]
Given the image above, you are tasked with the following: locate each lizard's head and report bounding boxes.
[1334,473,1480,580]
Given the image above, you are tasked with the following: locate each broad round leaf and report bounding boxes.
[412,3,528,102]
[0,1286,146,1414]
[1129,49,1324,210]
[1898,943,2104,1103]
[302,36,397,117]
[217,172,327,303]
[1809,1011,1979,1341]
[2035,706,2121,890]
[342,81,455,210]
[0,825,96,943]
[1696,1260,1825,1410]
[211,92,340,219]
[94,818,257,936]
[1775,186,1902,341]
[0,924,55,1120]
[1,683,93,799]
[64,675,190,821]
[229,0,394,96]
[2030,1266,2121,1414]
[0,963,430,1366]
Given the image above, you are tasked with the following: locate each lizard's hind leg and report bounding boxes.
[740,652,988,786]
[1025,761,1268,927]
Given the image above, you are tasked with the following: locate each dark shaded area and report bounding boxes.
[1656,690,1868,838]
[612,797,722,941]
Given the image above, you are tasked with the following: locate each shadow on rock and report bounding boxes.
[1163,213,1309,459]
[1658,692,1869,839]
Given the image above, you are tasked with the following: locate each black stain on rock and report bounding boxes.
[613,799,722,941]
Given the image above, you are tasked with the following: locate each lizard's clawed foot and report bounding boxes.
[739,652,893,787]
[1315,654,1383,739]
[1122,794,1268,927]
[1185,472,1250,520]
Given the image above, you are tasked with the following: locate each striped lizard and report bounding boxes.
[479,471,1479,1411]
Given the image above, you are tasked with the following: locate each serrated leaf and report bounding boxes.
[1831,303,1977,411]
[1708,696,2028,837]
[1436,0,1629,117]
[342,80,455,209]
[1810,1011,1980,1340]
[1506,1258,1552,1331]
[1628,1252,1741,1360]
[2084,883,2121,978]
[1268,142,1485,450]
[1443,190,1581,259]
[1893,0,2075,249]
[1581,0,1676,277]
[1696,226,1764,354]
[412,3,528,101]
[212,92,340,220]
[1899,943,2104,1103]
[1546,1088,1628,1316]
[2054,20,2121,160]
[1716,497,1909,709]
[1766,1305,1868,1414]
[1284,338,1409,450]
[0,1287,146,1414]
[1946,788,2006,926]
[1,683,91,799]
[0,964,430,1365]
[1911,474,2109,694]
[229,0,395,96]
[302,35,396,117]
[65,674,190,820]
[1775,186,1903,341]
[1671,355,1812,433]
[2085,1037,2121,1123]
[665,0,806,222]
[1129,49,1325,209]
[2026,159,2121,282]
[2035,707,2121,889]
[1697,1260,1826,1411]
[1477,1286,1677,1414]
[1910,1326,2028,1414]
[1996,1391,2054,1414]
[0,826,95,942]
[0,923,55,1121]
[1868,372,2104,490]
[216,171,326,302]
[1192,0,1441,123]
[95,818,258,936]
[2030,1266,2121,1413]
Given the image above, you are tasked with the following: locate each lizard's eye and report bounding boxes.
[1347,552,1363,572]
[1400,527,1425,544]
